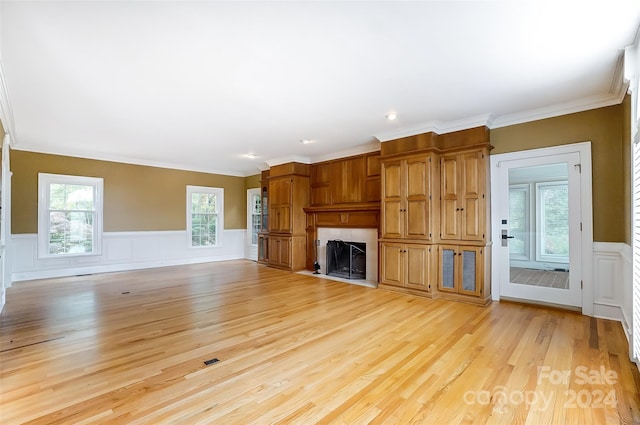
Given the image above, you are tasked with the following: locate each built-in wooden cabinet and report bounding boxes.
[380,242,435,292]
[264,127,492,306]
[379,127,491,305]
[267,163,310,271]
[381,153,436,241]
[440,150,487,242]
[438,245,485,297]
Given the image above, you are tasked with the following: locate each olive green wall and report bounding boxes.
[491,103,626,242]
[244,174,261,190]
[622,95,632,245]
[12,150,247,234]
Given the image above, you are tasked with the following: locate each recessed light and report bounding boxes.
[300,139,314,144]
[386,112,397,121]
[245,153,258,159]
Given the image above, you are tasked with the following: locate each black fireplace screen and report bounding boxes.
[326,240,366,279]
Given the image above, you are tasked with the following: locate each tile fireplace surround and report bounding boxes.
[315,228,378,283]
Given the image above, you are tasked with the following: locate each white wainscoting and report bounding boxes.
[592,242,632,340]
[12,230,247,281]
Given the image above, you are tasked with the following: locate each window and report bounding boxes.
[38,173,103,257]
[508,179,569,265]
[537,182,569,261]
[508,184,530,260]
[250,192,261,245]
[187,186,223,247]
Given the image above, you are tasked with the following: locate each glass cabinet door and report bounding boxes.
[460,247,482,296]
[439,247,456,292]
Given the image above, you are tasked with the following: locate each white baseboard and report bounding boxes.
[11,230,247,282]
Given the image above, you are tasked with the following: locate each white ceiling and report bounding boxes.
[1,1,639,177]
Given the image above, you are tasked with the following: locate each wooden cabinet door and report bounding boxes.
[437,245,483,297]
[460,151,485,241]
[278,204,291,232]
[268,236,292,268]
[458,246,483,297]
[269,179,281,232]
[382,161,403,238]
[440,155,460,240]
[405,156,431,240]
[380,243,403,287]
[268,237,281,266]
[279,237,291,268]
[269,206,279,232]
[269,178,293,233]
[404,244,429,290]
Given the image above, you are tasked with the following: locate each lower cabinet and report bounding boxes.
[380,242,435,292]
[438,245,484,297]
[269,236,291,269]
[268,235,307,271]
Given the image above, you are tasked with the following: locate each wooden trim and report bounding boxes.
[269,162,310,177]
[380,126,492,158]
[304,204,380,213]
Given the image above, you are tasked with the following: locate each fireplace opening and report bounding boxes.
[326,240,366,280]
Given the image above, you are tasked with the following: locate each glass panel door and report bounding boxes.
[496,152,582,308]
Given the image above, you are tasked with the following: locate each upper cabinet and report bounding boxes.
[440,149,487,242]
[381,153,436,241]
[269,176,293,233]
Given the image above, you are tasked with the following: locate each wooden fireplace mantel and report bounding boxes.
[304,203,380,270]
[304,204,380,229]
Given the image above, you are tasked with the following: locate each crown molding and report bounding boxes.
[0,61,16,139]
[309,140,381,163]
[12,144,250,177]
[610,52,628,103]
[489,92,624,129]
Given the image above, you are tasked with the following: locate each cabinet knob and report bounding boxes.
[456,208,460,211]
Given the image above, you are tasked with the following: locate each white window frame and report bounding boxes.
[187,185,223,248]
[249,191,261,246]
[38,173,103,258]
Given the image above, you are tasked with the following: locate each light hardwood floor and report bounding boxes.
[1,261,639,424]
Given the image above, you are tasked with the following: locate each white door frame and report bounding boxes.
[246,188,260,261]
[0,134,12,313]
[490,142,594,315]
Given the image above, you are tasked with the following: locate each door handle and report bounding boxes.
[501,229,514,247]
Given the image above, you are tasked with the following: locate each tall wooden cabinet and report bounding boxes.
[267,163,310,271]
[440,150,486,241]
[381,153,436,241]
[379,127,491,305]
[379,153,438,293]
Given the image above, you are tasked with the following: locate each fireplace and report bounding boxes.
[326,240,366,280]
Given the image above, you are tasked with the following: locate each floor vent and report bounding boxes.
[204,358,220,366]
